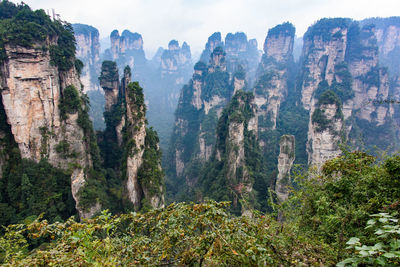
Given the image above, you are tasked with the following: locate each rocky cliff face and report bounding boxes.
[275,135,295,203]
[347,24,391,125]
[109,30,144,59]
[124,81,164,210]
[73,24,101,92]
[124,82,147,208]
[307,95,344,166]
[301,19,350,110]
[0,92,16,187]
[224,32,260,85]
[223,92,258,215]
[99,61,164,211]
[255,23,295,131]
[300,19,350,166]
[99,61,120,111]
[361,17,400,77]
[200,32,223,64]
[0,42,100,219]
[161,40,192,78]
[200,91,262,215]
[200,32,261,86]
[300,18,396,166]
[352,20,400,152]
[169,33,263,200]
[104,29,148,82]
[170,47,233,189]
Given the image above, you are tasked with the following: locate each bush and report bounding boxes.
[74,58,84,75]
[99,61,119,84]
[283,151,400,261]
[0,202,334,266]
[312,108,331,132]
[338,213,400,266]
[59,85,81,119]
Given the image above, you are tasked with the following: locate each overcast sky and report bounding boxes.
[16,0,400,58]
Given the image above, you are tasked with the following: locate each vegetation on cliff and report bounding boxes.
[304,18,351,42]
[200,91,269,214]
[98,61,119,85]
[94,67,164,212]
[0,94,77,225]
[0,0,101,223]
[72,23,99,37]
[312,90,343,132]
[0,0,79,72]
[267,22,295,37]
[167,47,234,202]
[138,127,164,210]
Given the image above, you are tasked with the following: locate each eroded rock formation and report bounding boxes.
[200,32,261,86]
[104,29,147,82]
[73,23,101,92]
[200,91,261,216]
[99,61,120,111]
[255,22,295,131]
[275,135,295,203]
[300,19,395,166]
[100,62,164,211]
[170,47,233,188]
[161,40,192,78]
[0,43,99,219]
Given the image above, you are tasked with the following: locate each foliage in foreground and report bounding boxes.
[2,151,400,265]
[282,151,400,262]
[338,212,400,266]
[0,201,334,266]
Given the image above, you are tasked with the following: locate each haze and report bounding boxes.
[17,0,400,57]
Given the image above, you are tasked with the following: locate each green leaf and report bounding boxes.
[359,250,369,257]
[372,242,384,251]
[336,257,357,267]
[379,218,389,223]
[346,237,360,245]
[375,256,387,265]
[375,229,385,235]
[382,252,396,258]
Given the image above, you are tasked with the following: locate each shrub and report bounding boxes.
[59,85,81,119]
[338,213,400,266]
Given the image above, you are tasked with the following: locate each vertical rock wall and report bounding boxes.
[255,23,295,131]
[0,43,99,218]
[275,135,295,203]
[73,23,101,92]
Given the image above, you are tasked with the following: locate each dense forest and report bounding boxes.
[1,0,400,265]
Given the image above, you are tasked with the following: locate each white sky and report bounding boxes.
[15,0,400,58]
